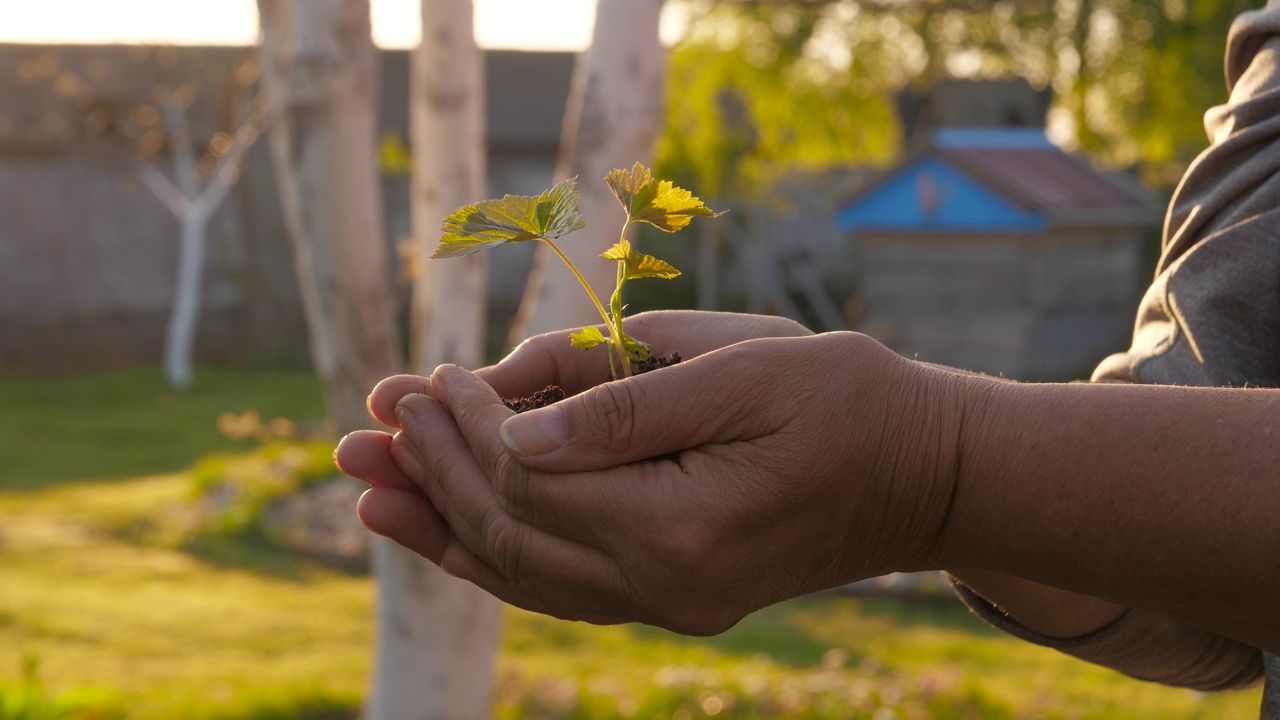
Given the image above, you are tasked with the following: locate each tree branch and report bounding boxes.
[134,163,189,218]
[195,92,272,215]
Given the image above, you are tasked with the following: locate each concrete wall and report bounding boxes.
[854,229,1145,380]
[0,44,570,375]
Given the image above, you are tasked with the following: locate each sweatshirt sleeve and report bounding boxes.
[1092,1,1280,387]
[950,578,1264,691]
[952,2,1280,693]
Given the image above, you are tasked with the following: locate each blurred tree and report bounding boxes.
[657,2,902,200]
[659,0,1251,193]
[134,90,269,390]
[256,0,401,437]
[364,1,501,718]
[509,0,670,343]
[56,47,270,387]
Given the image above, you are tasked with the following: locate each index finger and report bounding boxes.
[476,326,616,399]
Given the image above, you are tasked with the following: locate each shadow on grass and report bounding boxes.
[849,592,1003,636]
[177,528,366,584]
[623,596,845,668]
[624,591,999,669]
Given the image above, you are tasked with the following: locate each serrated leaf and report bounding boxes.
[624,253,681,280]
[600,240,632,261]
[434,178,586,258]
[604,162,724,233]
[569,326,608,350]
[599,239,680,281]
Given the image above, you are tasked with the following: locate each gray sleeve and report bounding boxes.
[1093,1,1280,387]
[955,2,1280,692]
[950,579,1264,691]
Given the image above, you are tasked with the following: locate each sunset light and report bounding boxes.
[0,0,601,50]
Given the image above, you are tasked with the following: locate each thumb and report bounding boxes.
[497,343,779,472]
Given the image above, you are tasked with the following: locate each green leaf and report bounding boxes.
[569,326,608,350]
[604,162,724,233]
[621,335,655,362]
[599,239,681,281]
[600,240,631,261]
[434,178,586,258]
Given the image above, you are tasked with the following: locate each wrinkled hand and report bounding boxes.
[335,309,812,548]
[336,312,966,634]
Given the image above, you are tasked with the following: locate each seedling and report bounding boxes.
[434,162,723,380]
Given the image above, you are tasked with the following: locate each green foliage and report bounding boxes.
[435,178,586,258]
[0,656,120,720]
[659,0,1253,194]
[436,164,720,380]
[188,440,338,538]
[657,3,902,199]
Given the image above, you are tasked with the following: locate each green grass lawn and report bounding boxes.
[0,368,1263,719]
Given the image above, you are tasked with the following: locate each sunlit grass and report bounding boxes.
[0,367,326,490]
[0,368,1264,718]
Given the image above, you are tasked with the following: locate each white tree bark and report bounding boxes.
[137,95,269,390]
[366,1,501,718]
[256,0,401,436]
[509,0,669,343]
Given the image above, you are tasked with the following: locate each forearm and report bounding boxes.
[939,378,1280,651]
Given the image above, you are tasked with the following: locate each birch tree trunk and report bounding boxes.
[163,208,207,389]
[365,1,501,718]
[509,0,668,342]
[137,94,269,391]
[256,0,401,436]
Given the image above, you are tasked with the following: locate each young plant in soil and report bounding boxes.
[433,162,723,410]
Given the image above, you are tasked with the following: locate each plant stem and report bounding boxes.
[540,237,629,378]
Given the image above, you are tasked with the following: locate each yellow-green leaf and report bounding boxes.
[621,335,655,362]
[600,239,680,281]
[569,326,608,350]
[434,178,586,258]
[624,252,681,281]
[600,240,632,261]
[604,162,724,233]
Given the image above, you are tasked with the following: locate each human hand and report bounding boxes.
[334,310,812,579]
[366,331,970,634]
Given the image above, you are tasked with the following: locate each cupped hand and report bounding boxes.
[381,331,970,635]
[334,310,811,574]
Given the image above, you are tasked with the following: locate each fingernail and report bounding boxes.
[429,365,453,404]
[500,406,566,457]
[390,439,424,480]
[395,400,421,433]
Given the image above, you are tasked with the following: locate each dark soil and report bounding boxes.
[502,352,682,414]
[502,385,565,413]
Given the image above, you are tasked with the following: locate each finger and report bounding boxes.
[335,430,422,494]
[366,374,432,428]
[356,488,451,564]
[428,365,655,549]
[475,327,616,400]
[489,339,793,473]
[475,312,713,399]
[397,385,637,612]
[439,544,627,626]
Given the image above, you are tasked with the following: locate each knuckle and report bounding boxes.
[582,381,639,455]
[491,451,529,519]
[484,513,525,588]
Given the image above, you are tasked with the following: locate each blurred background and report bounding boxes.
[0,1,1264,718]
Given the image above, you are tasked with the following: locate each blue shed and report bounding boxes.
[833,129,1161,380]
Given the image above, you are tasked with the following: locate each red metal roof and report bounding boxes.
[944,146,1147,212]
